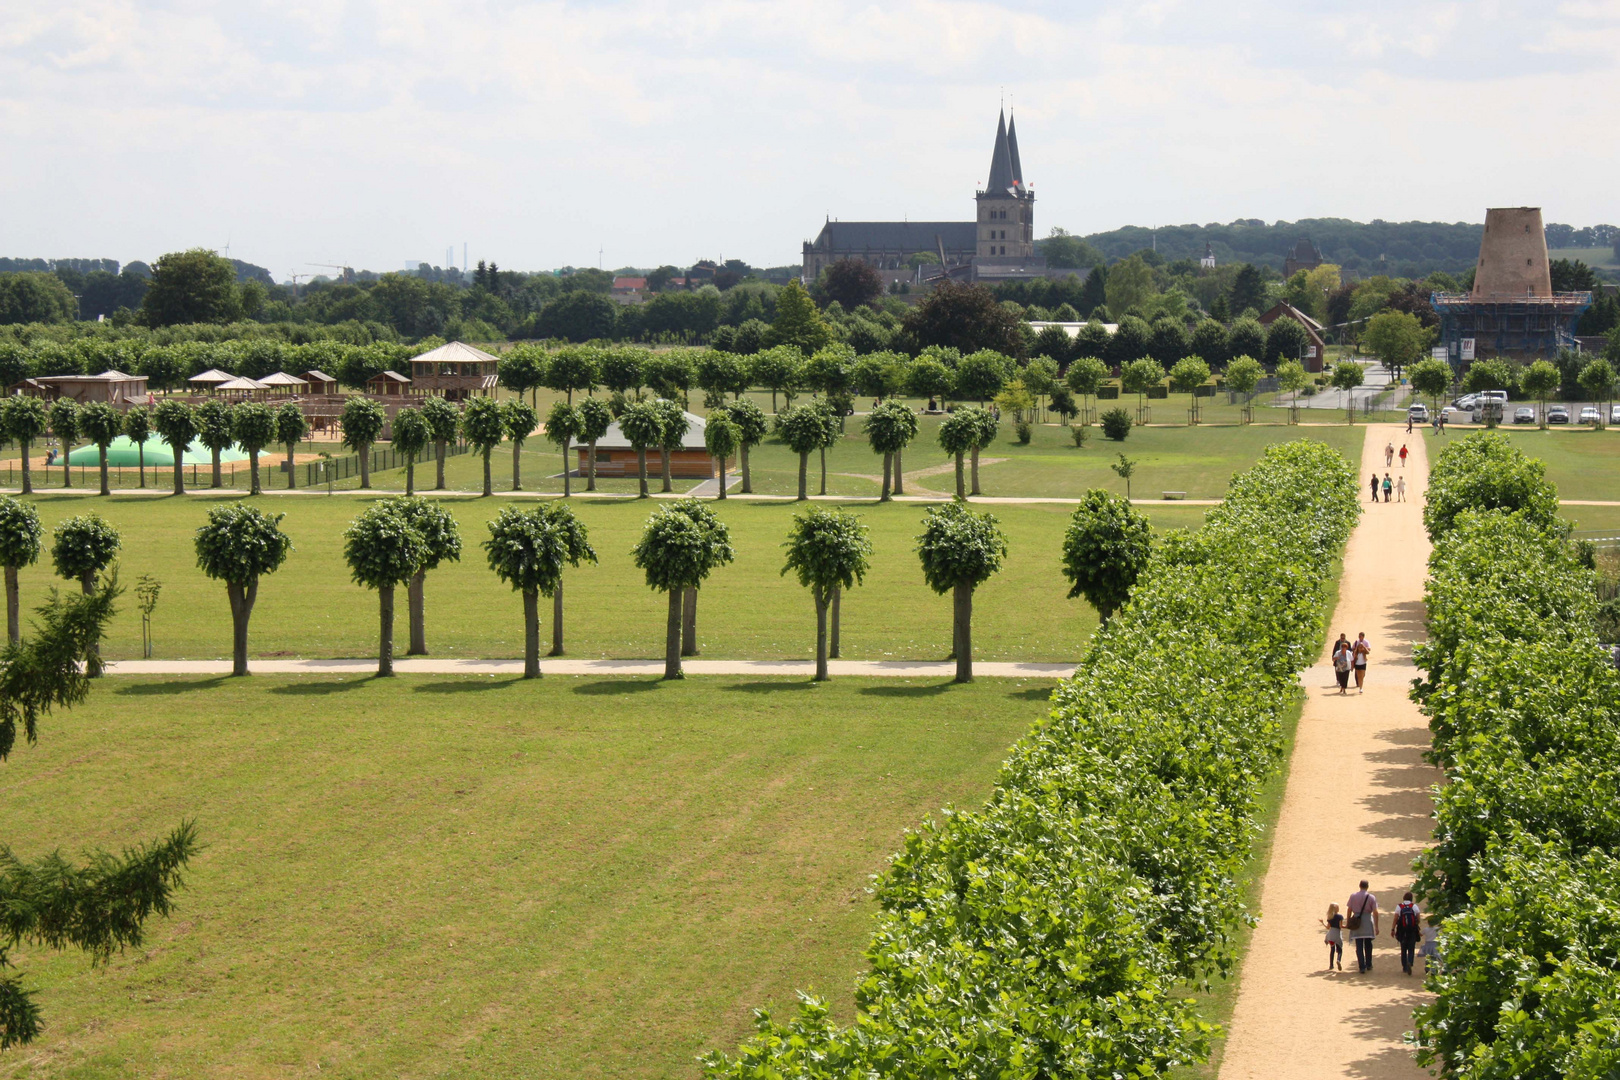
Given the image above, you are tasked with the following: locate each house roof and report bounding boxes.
[188,368,235,384]
[809,220,977,254]
[613,277,647,290]
[590,404,711,451]
[367,370,412,383]
[1287,237,1322,264]
[1258,301,1327,337]
[301,370,338,384]
[410,341,500,367]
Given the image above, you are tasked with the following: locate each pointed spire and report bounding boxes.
[985,109,1016,194]
[1007,113,1024,188]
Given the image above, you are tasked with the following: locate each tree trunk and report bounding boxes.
[435,439,447,490]
[360,445,372,488]
[407,570,427,655]
[377,583,395,677]
[550,582,564,656]
[211,448,222,488]
[512,439,523,491]
[663,589,683,679]
[830,586,841,659]
[586,439,598,491]
[893,445,904,495]
[661,448,673,493]
[481,447,492,497]
[61,445,71,489]
[404,455,414,496]
[818,446,827,496]
[137,445,144,488]
[250,452,262,495]
[954,453,965,500]
[171,440,185,495]
[287,444,298,490]
[523,589,540,678]
[98,448,109,496]
[814,587,829,681]
[560,438,571,496]
[18,439,30,495]
[741,443,752,493]
[716,456,727,500]
[953,582,973,683]
[797,451,808,501]
[3,565,16,644]
[227,579,257,676]
[681,587,698,656]
[880,452,891,501]
[970,446,981,496]
[637,448,649,497]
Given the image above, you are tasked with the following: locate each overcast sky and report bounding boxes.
[2,0,1617,279]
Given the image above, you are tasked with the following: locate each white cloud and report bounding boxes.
[0,0,1616,275]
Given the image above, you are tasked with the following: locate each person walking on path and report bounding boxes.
[1321,903,1345,971]
[1399,443,1409,467]
[1331,633,1353,695]
[1352,632,1371,691]
[1382,473,1393,502]
[1347,880,1379,972]
[1406,414,1414,435]
[1369,473,1380,502]
[1396,475,1407,502]
[1384,441,1395,467]
[1392,891,1423,975]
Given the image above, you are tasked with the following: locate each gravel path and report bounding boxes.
[1217,424,1438,1080]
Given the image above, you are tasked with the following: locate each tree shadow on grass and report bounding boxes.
[720,680,818,694]
[572,678,665,695]
[114,677,232,695]
[412,679,519,694]
[268,679,375,696]
[1004,685,1056,702]
[858,682,957,697]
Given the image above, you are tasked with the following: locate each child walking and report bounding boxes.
[1322,903,1345,970]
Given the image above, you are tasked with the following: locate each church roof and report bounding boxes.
[1007,113,1025,188]
[985,109,1017,194]
[810,220,977,254]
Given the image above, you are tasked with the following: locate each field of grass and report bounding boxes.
[10,494,1210,663]
[0,674,1052,1079]
[1549,245,1620,269]
[1454,425,1620,503]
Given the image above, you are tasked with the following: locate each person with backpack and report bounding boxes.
[1391,891,1423,975]
[1346,880,1379,972]
[1331,633,1352,695]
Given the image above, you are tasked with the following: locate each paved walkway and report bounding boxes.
[100,657,1076,679]
[1218,424,1437,1080]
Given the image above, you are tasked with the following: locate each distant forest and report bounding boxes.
[1055,219,1620,279]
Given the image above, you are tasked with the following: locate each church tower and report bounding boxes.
[976,110,1034,260]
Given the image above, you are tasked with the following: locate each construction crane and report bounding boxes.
[308,262,355,285]
[287,272,310,301]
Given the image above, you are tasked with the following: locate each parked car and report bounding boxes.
[1455,393,1481,411]
[1440,406,1461,423]
[1407,403,1429,422]
[1513,407,1536,424]
[1548,406,1571,425]
[1610,404,1620,424]
[1581,406,1601,425]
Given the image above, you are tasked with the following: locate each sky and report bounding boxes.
[2,0,1618,280]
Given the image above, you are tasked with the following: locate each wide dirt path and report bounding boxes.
[1218,424,1439,1080]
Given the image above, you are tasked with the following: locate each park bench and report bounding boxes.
[1162,491,1187,500]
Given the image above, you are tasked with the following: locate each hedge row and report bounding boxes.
[701,439,1360,1080]
[1411,433,1620,1077]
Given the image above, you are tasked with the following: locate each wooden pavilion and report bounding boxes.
[408,341,499,401]
[366,370,412,396]
[301,370,341,396]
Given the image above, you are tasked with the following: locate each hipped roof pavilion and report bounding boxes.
[188,368,235,389]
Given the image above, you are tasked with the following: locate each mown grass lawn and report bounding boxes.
[1456,424,1620,502]
[0,674,1051,1080]
[13,494,1208,663]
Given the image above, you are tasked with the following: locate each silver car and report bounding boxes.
[1581,406,1601,425]
[1513,407,1535,424]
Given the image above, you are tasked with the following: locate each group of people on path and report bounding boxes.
[1322,882,1434,975]
[1370,441,1409,503]
[1330,632,1371,694]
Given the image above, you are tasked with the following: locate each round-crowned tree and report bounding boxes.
[916,501,1007,683]
[1408,358,1453,422]
[420,396,461,491]
[632,500,734,679]
[231,402,277,495]
[777,404,828,501]
[122,405,152,488]
[275,403,310,491]
[1274,359,1309,424]
[194,399,234,489]
[619,399,663,498]
[538,501,596,656]
[1331,360,1365,425]
[937,409,980,500]
[77,402,122,496]
[344,501,428,676]
[1121,357,1166,425]
[654,398,690,494]
[339,395,387,489]
[394,496,462,656]
[1061,489,1153,623]
[48,399,79,489]
[194,503,292,676]
[0,497,42,642]
[482,506,569,676]
[726,397,768,494]
[52,513,120,596]
[502,398,540,491]
[3,396,48,495]
[781,507,872,680]
[1224,355,1264,424]
[544,345,599,404]
[966,405,999,496]
[152,399,197,495]
[576,396,613,492]
[544,401,583,497]
[864,400,918,500]
[703,408,741,500]
[458,396,504,497]
[1170,355,1211,425]
[388,406,429,496]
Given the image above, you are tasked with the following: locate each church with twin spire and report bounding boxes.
[800,109,1066,288]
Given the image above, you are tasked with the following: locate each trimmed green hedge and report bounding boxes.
[1412,433,1620,1077]
[701,440,1360,1080]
